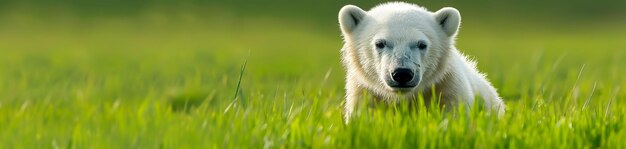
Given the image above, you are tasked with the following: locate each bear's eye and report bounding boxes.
[410,41,428,50]
[417,41,427,50]
[375,40,386,49]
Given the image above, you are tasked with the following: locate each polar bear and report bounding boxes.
[338,2,505,122]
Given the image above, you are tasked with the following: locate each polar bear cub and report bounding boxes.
[338,2,505,122]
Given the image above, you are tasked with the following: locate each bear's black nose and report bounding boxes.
[391,68,414,83]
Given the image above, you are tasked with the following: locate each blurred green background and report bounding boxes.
[1,0,626,148]
[2,0,624,101]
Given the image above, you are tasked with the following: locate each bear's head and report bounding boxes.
[339,2,461,93]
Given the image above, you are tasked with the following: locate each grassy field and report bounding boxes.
[1,1,626,148]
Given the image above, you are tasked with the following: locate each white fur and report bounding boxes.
[339,2,505,122]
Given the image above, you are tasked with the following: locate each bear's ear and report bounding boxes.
[434,7,461,37]
[339,5,367,35]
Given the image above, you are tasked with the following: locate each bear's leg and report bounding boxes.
[470,72,506,117]
[437,73,475,116]
[344,78,362,123]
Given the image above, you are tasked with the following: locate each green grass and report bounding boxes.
[1,4,626,148]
